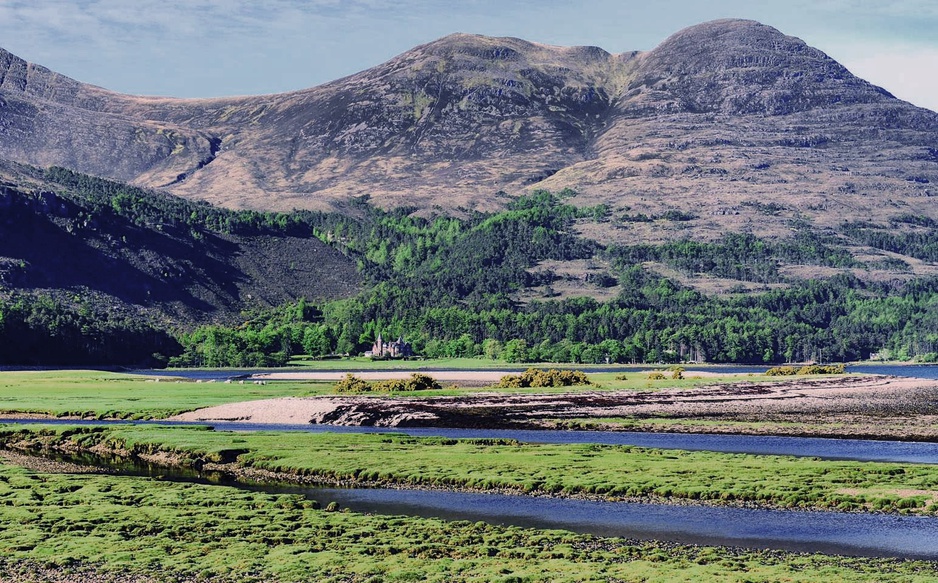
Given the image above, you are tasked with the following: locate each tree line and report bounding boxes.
[0,292,178,366]
[6,170,938,366]
[169,193,938,366]
[167,271,938,366]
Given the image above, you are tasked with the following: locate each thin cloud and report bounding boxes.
[839,45,938,112]
[0,0,936,107]
[805,0,938,18]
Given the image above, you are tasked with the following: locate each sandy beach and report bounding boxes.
[252,369,733,382]
[253,370,510,382]
[168,374,938,440]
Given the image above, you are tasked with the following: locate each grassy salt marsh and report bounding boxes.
[1,369,935,581]
[0,458,936,583]
[0,369,785,419]
[5,425,938,515]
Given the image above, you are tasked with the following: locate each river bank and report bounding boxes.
[4,369,938,581]
[168,374,938,441]
[4,449,932,583]
[3,420,938,580]
[4,424,938,515]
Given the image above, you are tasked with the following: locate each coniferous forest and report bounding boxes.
[2,168,938,366]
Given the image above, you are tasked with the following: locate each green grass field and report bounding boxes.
[1,368,932,581]
[286,356,518,369]
[285,356,770,373]
[0,458,935,582]
[0,369,787,418]
[5,425,937,514]
[0,370,333,418]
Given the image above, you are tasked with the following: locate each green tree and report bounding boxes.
[482,338,503,360]
[503,339,530,363]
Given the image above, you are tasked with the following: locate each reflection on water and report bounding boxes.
[312,487,938,560]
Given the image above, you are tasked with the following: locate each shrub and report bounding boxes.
[351,373,443,393]
[498,368,591,388]
[647,371,667,380]
[796,364,846,375]
[404,373,443,391]
[371,378,407,392]
[334,373,370,393]
[766,364,844,376]
[499,374,525,388]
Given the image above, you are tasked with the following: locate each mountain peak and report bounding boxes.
[646,18,824,71]
[394,32,614,74]
[628,18,891,115]
[0,45,113,109]
[0,20,934,238]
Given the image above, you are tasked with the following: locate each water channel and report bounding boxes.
[4,363,938,559]
[7,418,938,464]
[34,452,938,560]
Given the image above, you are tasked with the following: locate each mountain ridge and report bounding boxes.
[0,19,936,246]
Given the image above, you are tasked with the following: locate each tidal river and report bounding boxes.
[41,451,938,561]
[8,418,938,464]
[6,419,938,558]
[5,362,938,559]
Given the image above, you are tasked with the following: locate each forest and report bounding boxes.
[165,190,938,367]
[2,169,938,366]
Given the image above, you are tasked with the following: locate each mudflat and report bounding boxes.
[169,374,938,440]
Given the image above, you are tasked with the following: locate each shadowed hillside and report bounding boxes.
[0,163,362,324]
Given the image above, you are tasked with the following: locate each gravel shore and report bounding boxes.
[0,560,205,583]
[168,374,938,440]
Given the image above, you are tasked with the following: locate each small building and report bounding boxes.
[365,334,413,359]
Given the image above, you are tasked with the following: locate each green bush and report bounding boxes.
[796,364,846,375]
[405,373,443,391]
[333,374,371,393]
[371,378,407,392]
[646,371,667,380]
[373,373,442,392]
[497,368,591,388]
[766,364,845,376]
[338,373,443,393]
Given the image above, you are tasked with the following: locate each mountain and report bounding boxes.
[1,18,938,300]
[0,19,933,245]
[0,31,623,212]
[3,20,938,366]
[558,20,938,246]
[0,162,361,324]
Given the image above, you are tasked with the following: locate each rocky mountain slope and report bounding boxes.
[0,19,936,249]
[0,162,361,322]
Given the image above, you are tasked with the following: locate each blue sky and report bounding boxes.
[0,0,936,112]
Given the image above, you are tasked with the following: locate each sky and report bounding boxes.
[0,0,936,112]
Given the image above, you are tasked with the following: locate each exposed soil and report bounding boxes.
[0,552,218,583]
[0,450,109,474]
[169,374,938,441]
